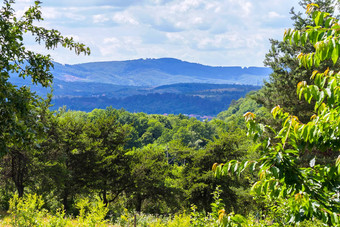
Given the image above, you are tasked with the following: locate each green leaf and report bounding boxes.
[293,31,300,44]
[315,12,324,26]
[318,90,325,104]
[332,43,339,64]
[231,214,246,224]
[325,18,333,28]
[336,155,340,167]
[312,11,319,21]
[271,166,280,178]
[249,162,257,172]
[233,162,239,174]
[331,212,338,225]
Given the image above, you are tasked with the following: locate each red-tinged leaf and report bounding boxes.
[311,70,318,79]
[212,162,218,171]
[243,112,255,121]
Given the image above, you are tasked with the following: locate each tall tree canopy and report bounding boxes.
[0,0,90,155]
[254,0,339,124]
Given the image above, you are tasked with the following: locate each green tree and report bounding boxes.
[215,4,340,225]
[254,0,338,124]
[127,144,173,213]
[85,108,132,206]
[182,130,249,213]
[0,0,89,156]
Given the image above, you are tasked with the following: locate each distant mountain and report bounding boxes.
[51,58,271,86]
[9,58,270,116]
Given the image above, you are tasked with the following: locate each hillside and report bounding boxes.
[10,58,270,115]
[50,83,261,116]
[51,58,271,86]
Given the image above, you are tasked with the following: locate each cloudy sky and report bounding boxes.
[15,0,303,67]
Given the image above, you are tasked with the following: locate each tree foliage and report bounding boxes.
[0,0,90,156]
[254,0,339,124]
[214,4,340,225]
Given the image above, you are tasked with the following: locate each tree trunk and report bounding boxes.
[102,189,108,207]
[63,189,69,211]
[17,183,24,198]
[11,149,27,198]
[136,194,143,213]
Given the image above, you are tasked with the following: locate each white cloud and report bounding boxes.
[170,0,204,13]
[93,14,110,24]
[268,11,284,19]
[11,0,304,66]
[99,36,142,56]
[41,7,61,19]
[112,12,139,25]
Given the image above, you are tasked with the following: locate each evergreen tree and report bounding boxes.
[254,0,338,123]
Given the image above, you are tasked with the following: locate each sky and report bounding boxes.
[14,0,303,67]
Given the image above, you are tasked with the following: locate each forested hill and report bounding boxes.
[51,58,271,86]
[9,58,269,116]
[50,83,261,116]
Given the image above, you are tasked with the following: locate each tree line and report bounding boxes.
[0,104,256,216]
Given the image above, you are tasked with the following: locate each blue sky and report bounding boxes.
[15,0,303,66]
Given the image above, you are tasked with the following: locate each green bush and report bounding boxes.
[75,197,109,227]
[7,194,48,227]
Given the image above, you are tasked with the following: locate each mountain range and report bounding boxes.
[10,58,271,116]
[51,58,271,86]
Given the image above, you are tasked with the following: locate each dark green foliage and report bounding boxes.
[254,0,339,124]
[179,130,252,213]
[217,93,271,130]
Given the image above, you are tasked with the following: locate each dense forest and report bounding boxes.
[50,83,261,116]
[11,74,262,116]
[0,0,340,226]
